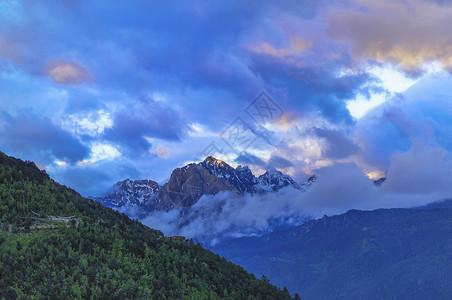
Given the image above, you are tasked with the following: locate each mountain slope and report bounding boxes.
[416,198,452,209]
[209,208,452,300]
[0,151,295,299]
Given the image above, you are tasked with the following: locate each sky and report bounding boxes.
[1,0,452,208]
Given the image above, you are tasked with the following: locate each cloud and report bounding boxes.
[103,100,188,155]
[235,152,294,171]
[303,152,452,216]
[139,99,452,241]
[53,165,113,196]
[249,39,311,58]
[0,0,377,129]
[1,0,452,201]
[141,189,311,244]
[45,60,89,84]
[0,110,90,164]
[314,128,360,160]
[267,155,294,168]
[235,152,266,167]
[51,158,147,196]
[62,110,113,137]
[301,163,381,215]
[141,145,452,244]
[141,210,181,236]
[355,71,452,169]
[151,146,169,158]
[248,46,369,125]
[326,0,452,72]
[382,140,452,195]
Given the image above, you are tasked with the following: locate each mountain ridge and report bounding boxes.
[92,156,308,213]
[209,207,452,299]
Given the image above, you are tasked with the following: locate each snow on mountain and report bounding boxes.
[93,156,312,213]
[255,169,301,192]
[202,156,258,194]
[91,179,160,213]
[299,175,317,192]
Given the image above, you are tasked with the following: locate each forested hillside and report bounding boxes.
[210,208,452,299]
[0,151,295,299]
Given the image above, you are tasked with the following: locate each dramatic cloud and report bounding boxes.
[355,71,452,169]
[103,100,188,155]
[0,110,90,164]
[327,0,452,72]
[236,153,294,170]
[314,128,360,160]
[0,0,376,127]
[142,189,311,244]
[247,40,374,125]
[1,0,452,205]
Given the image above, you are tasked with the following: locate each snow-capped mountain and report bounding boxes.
[202,156,258,194]
[91,179,160,214]
[255,169,301,192]
[299,175,317,192]
[93,156,310,212]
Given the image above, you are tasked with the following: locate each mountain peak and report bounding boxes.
[236,164,250,171]
[257,168,300,191]
[262,168,283,176]
[94,157,307,211]
[203,156,228,167]
[204,155,218,161]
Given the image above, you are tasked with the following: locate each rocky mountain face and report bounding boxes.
[157,158,239,210]
[255,169,300,192]
[299,174,317,191]
[92,179,160,217]
[93,156,306,212]
[373,177,386,186]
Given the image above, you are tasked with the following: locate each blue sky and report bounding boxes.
[1,0,452,202]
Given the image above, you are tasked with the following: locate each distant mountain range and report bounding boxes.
[209,206,452,299]
[92,156,314,216]
[90,156,451,299]
[91,156,392,245]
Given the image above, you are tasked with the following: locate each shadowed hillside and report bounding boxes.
[210,208,452,299]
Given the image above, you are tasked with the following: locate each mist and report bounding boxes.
[140,140,452,245]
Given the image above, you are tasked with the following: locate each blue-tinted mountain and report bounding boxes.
[209,208,452,299]
[415,198,452,209]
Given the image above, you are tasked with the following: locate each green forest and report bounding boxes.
[0,151,296,299]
